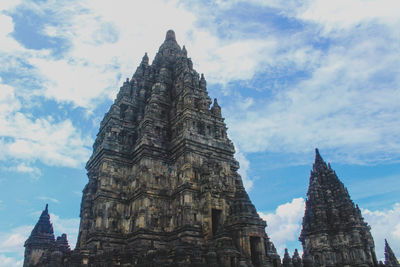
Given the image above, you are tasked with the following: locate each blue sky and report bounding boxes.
[0,0,400,266]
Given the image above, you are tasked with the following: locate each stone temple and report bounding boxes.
[23,30,399,267]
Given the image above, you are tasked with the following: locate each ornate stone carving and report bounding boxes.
[300,149,379,267]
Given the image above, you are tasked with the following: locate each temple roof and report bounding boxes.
[385,239,400,266]
[24,204,55,247]
[300,149,368,240]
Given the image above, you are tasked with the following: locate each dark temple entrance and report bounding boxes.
[212,209,222,236]
[250,236,261,266]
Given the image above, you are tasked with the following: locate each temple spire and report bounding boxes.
[312,148,328,172]
[31,204,54,236]
[211,98,222,117]
[282,248,294,267]
[314,148,322,163]
[165,29,176,42]
[292,249,302,267]
[24,204,56,267]
[300,150,378,266]
[199,73,207,90]
[141,52,149,65]
[182,45,187,57]
[385,239,400,267]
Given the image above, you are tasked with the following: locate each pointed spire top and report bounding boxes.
[25,204,55,247]
[293,248,300,257]
[313,148,328,172]
[142,52,149,65]
[165,29,176,42]
[283,248,293,266]
[182,45,187,57]
[211,98,222,117]
[385,239,400,266]
[199,73,207,90]
[315,148,323,162]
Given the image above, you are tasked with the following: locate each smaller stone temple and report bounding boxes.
[300,149,378,267]
[383,239,400,267]
[24,204,71,267]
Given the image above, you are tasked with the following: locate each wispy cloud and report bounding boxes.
[4,163,42,179]
[0,225,32,255]
[225,15,400,165]
[235,150,253,190]
[37,196,59,204]
[296,0,400,34]
[0,80,92,168]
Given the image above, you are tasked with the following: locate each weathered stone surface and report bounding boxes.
[385,239,400,267]
[282,249,294,267]
[24,30,278,267]
[300,149,378,267]
[24,204,71,267]
[23,31,398,267]
[24,204,56,267]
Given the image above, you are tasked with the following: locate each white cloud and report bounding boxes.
[0,0,22,12]
[259,197,305,254]
[0,254,23,267]
[226,24,400,164]
[28,56,120,109]
[0,82,92,168]
[362,203,400,261]
[2,0,322,109]
[297,0,400,34]
[0,225,32,255]
[235,150,253,191]
[14,0,199,109]
[4,163,42,178]
[0,6,25,53]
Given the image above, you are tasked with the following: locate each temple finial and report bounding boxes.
[165,29,176,41]
[182,45,187,57]
[313,148,328,172]
[282,248,293,266]
[199,73,206,90]
[315,148,322,162]
[141,52,149,65]
[211,98,222,117]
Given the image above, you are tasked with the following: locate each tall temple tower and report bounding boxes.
[23,31,398,267]
[299,149,378,267]
[68,30,279,266]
